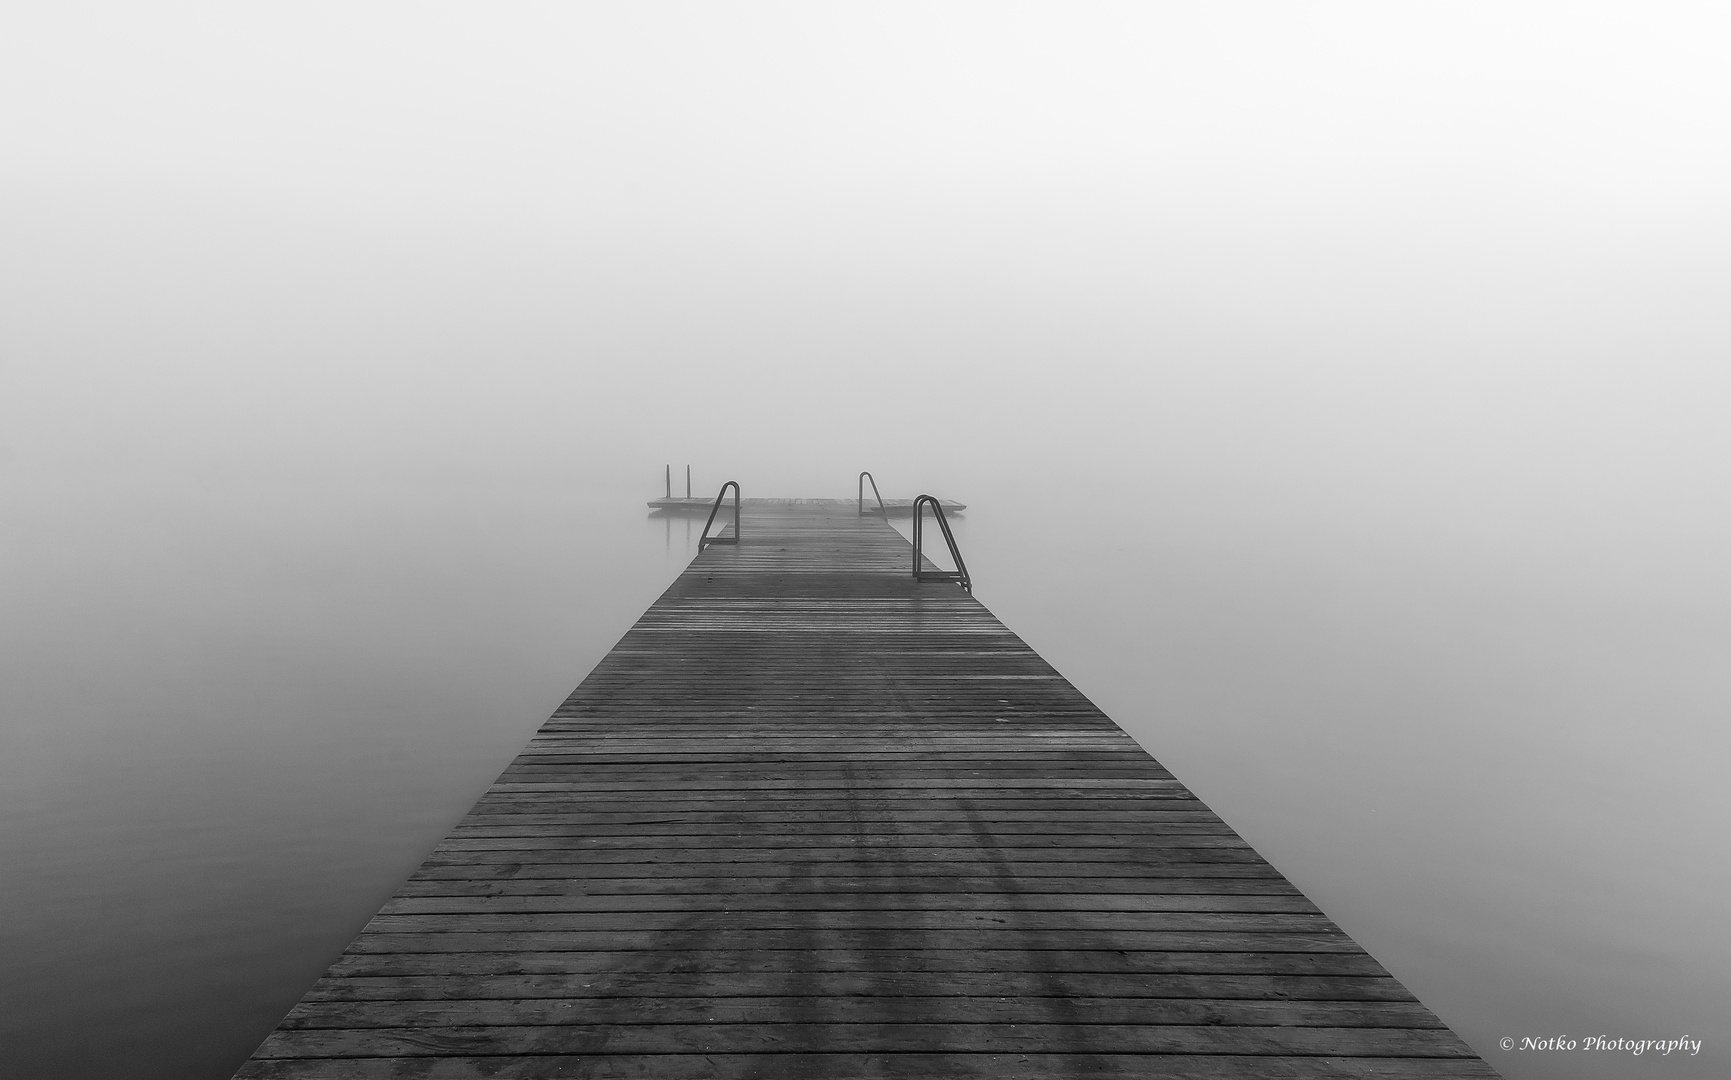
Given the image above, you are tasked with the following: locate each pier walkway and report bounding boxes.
[237,501,1496,1078]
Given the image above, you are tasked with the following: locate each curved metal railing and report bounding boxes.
[698,481,741,550]
[912,494,969,592]
[858,471,887,517]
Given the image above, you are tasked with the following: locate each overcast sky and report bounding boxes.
[3,2,1728,595]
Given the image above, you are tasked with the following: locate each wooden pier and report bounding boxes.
[236,500,1497,1078]
[647,496,966,516]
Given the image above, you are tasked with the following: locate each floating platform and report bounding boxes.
[649,495,966,516]
[236,501,1494,1079]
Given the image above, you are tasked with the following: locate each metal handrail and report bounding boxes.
[698,481,741,550]
[858,471,887,517]
[912,494,970,592]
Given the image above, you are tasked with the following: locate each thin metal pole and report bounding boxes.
[859,471,886,517]
[912,495,970,591]
[686,465,691,499]
[699,481,742,549]
[912,498,922,574]
[665,465,670,499]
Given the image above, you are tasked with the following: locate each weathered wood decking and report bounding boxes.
[237,502,1497,1078]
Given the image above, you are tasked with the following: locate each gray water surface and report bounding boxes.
[3,473,1724,1079]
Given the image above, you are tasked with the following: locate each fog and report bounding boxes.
[3,4,1728,1078]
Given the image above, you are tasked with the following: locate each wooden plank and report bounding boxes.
[430,834,1249,850]
[337,930,1366,954]
[405,860,1293,879]
[299,972,1422,1002]
[233,502,1494,1078]
[276,997,1450,1028]
[412,847,1274,864]
[376,894,1324,914]
[250,1022,1480,1057]
[394,876,1309,897]
[405,863,1295,881]
[357,911,1342,933]
[449,812,1230,826]
[322,949,1402,978]
[238,1055,1502,1080]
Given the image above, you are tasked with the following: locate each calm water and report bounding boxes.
[2,472,1725,1078]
